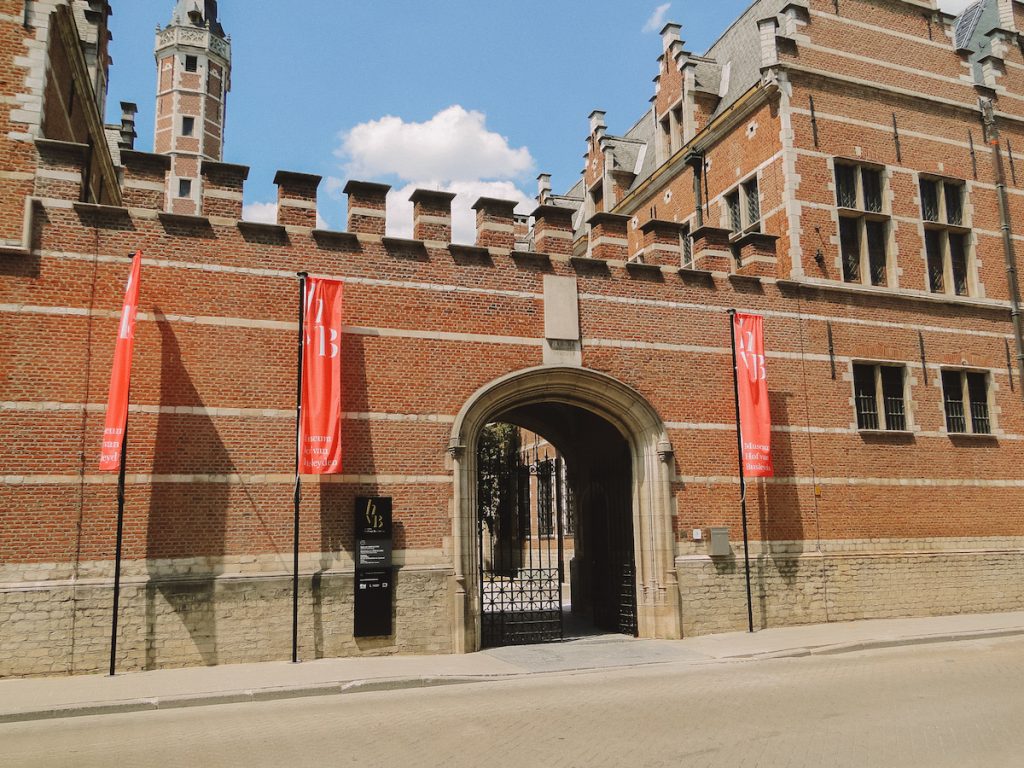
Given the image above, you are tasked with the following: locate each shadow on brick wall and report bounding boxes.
[761,391,804,567]
[312,482,354,659]
[143,317,231,669]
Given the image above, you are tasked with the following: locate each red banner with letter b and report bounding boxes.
[299,278,344,474]
[99,251,143,471]
[733,312,774,478]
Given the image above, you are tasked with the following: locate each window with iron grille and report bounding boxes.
[919,176,970,296]
[834,161,889,287]
[853,363,908,431]
[866,220,887,287]
[942,369,991,435]
[744,178,760,227]
[836,165,857,209]
[840,217,860,282]
[681,226,693,268]
[726,190,742,232]
[725,176,761,234]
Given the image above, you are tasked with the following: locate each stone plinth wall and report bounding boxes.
[0,562,452,678]
[676,538,1024,636]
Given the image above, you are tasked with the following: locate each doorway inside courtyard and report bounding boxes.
[476,408,637,647]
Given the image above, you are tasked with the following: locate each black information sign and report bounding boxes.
[354,497,393,637]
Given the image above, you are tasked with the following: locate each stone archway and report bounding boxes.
[447,366,681,652]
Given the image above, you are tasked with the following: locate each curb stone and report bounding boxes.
[2,626,1022,725]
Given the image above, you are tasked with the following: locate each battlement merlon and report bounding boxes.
[344,180,390,236]
[472,197,520,250]
[410,189,457,243]
[274,171,322,229]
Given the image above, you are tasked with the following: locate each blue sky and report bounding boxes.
[106,0,964,238]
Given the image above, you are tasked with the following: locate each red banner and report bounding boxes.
[299,278,344,474]
[733,312,774,478]
[99,251,143,471]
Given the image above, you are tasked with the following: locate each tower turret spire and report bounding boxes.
[171,1,225,37]
[154,0,231,214]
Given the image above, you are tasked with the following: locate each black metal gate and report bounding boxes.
[478,444,565,647]
[477,427,638,647]
[587,471,638,636]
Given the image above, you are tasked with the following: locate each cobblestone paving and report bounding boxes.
[4,636,1023,768]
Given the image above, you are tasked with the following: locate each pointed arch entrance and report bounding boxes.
[448,366,681,652]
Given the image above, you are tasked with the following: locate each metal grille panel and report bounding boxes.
[479,452,564,647]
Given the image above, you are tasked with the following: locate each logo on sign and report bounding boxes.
[364,498,384,532]
[737,330,766,383]
[306,283,339,359]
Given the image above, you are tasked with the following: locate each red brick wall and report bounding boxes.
[2,0,1024,582]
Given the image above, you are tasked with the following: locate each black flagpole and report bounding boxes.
[108,421,128,676]
[292,272,307,663]
[728,310,755,634]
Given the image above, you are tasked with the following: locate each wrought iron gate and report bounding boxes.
[585,470,638,637]
[478,448,565,647]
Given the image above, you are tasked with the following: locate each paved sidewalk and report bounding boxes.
[2,610,1022,724]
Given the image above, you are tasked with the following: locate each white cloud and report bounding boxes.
[335,105,536,243]
[337,105,533,182]
[241,201,278,224]
[937,0,974,14]
[324,176,346,200]
[643,3,672,33]
[242,201,327,230]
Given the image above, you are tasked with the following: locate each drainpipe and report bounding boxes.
[981,98,1024,400]
[23,0,32,28]
[685,151,703,228]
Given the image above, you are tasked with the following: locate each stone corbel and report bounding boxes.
[657,440,674,463]
[761,66,781,93]
[447,438,466,459]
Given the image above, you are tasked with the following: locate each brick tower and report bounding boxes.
[154,0,231,214]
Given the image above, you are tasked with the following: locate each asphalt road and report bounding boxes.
[4,636,1023,768]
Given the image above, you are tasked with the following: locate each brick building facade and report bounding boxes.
[2,0,1024,677]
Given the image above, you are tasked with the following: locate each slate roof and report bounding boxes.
[952,0,1002,84]
[954,1,986,50]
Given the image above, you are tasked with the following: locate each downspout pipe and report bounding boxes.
[981,99,1024,400]
[684,151,704,228]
